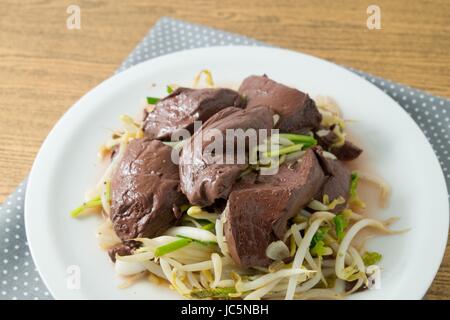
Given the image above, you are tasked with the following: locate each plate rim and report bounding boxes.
[25,45,449,300]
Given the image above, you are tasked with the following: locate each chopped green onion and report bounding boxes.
[190,287,236,299]
[105,181,111,204]
[310,227,332,257]
[362,251,382,266]
[310,240,332,257]
[348,171,366,210]
[350,172,359,198]
[70,196,102,217]
[154,238,192,257]
[175,235,215,246]
[146,97,160,105]
[310,227,329,249]
[278,133,317,147]
[166,85,173,94]
[333,213,349,242]
[264,143,304,158]
[200,222,215,231]
[180,214,212,227]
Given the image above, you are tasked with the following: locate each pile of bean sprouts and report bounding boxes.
[73,72,403,300]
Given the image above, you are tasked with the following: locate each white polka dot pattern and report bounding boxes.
[349,69,450,193]
[0,180,51,300]
[1,16,449,300]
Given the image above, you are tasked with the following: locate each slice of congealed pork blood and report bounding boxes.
[238,75,322,134]
[331,141,363,161]
[179,105,274,207]
[313,147,352,212]
[316,128,363,161]
[224,149,326,268]
[143,87,243,140]
[110,138,187,240]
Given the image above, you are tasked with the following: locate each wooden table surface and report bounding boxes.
[0,0,449,299]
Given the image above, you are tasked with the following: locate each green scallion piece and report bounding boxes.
[278,133,317,146]
[166,85,174,94]
[105,181,111,204]
[146,97,160,105]
[362,251,382,266]
[310,240,332,257]
[201,222,215,231]
[333,213,349,242]
[349,172,359,198]
[154,238,192,257]
[70,196,102,218]
[310,227,329,248]
[175,235,216,246]
[264,143,304,158]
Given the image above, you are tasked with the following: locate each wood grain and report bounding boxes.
[0,0,448,299]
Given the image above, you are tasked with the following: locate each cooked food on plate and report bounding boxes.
[71,71,402,300]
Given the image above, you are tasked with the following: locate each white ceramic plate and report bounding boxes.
[25,46,448,300]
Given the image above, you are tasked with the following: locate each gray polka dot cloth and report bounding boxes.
[1,17,449,300]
